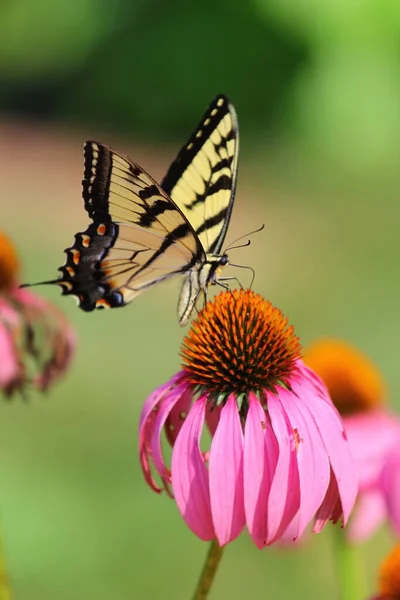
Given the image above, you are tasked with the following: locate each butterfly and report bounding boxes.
[29,95,239,325]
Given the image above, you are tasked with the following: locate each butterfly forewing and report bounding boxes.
[162,95,239,255]
[84,143,201,255]
[57,143,202,310]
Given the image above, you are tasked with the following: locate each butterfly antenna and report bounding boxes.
[229,263,256,289]
[224,224,265,252]
[227,240,251,252]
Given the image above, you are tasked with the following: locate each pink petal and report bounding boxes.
[291,374,358,525]
[381,449,400,536]
[0,299,20,325]
[12,287,47,309]
[139,409,163,493]
[244,393,279,549]
[266,393,300,544]
[138,372,185,433]
[345,410,400,491]
[347,490,387,542]
[171,396,214,541]
[0,321,19,387]
[165,387,193,446]
[138,374,184,493]
[151,387,188,493]
[314,471,340,532]
[280,513,301,543]
[295,361,330,402]
[209,395,245,545]
[279,388,331,539]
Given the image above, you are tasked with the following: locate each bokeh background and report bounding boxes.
[1,1,400,598]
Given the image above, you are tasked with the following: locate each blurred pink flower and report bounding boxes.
[381,445,400,537]
[139,290,357,548]
[0,231,75,396]
[305,339,400,542]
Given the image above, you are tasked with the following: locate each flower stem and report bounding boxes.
[332,527,367,600]
[192,540,224,600]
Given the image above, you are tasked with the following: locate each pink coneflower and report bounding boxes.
[370,543,400,600]
[0,231,75,396]
[305,339,400,542]
[139,290,357,547]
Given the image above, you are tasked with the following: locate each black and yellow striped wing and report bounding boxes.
[162,95,239,255]
[55,142,204,311]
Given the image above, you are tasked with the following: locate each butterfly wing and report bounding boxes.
[162,95,239,255]
[57,142,204,311]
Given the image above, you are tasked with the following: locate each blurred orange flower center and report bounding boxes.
[379,544,400,599]
[181,289,301,395]
[0,232,20,292]
[304,340,384,416]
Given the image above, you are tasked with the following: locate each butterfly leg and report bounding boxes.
[202,287,208,309]
[219,276,244,289]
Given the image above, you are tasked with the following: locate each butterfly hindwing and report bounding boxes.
[58,220,122,310]
[162,95,239,255]
[58,143,203,311]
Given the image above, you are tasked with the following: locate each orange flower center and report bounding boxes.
[304,339,384,416]
[0,232,20,292]
[379,544,400,599]
[181,289,301,395]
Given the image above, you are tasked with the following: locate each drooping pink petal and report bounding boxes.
[138,372,184,433]
[0,321,19,388]
[278,387,330,539]
[139,408,163,493]
[34,313,76,390]
[171,396,214,541]
[292,373,358,525]
[138,375,184,493]
[209,395,245,545]
[381,448,400,536]
[314,471,340,532]
[165,387,193,446]
[280,513,300,543]
[266,392,300,544]
[244,393,279,549]
[151,386,189,489]
[347,490,387,542]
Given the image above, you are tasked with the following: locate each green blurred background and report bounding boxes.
[1,0,400,598]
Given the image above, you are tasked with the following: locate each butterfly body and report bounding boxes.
[28,95,239,325]
[177,252,228,325]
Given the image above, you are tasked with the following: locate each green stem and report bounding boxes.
[332,526,367,600]
[192,540,224,600]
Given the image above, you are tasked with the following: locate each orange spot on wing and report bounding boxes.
[97,224,107,236]
[96,299,111,308]
[71,250,80,265]
[81,235,90,248]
